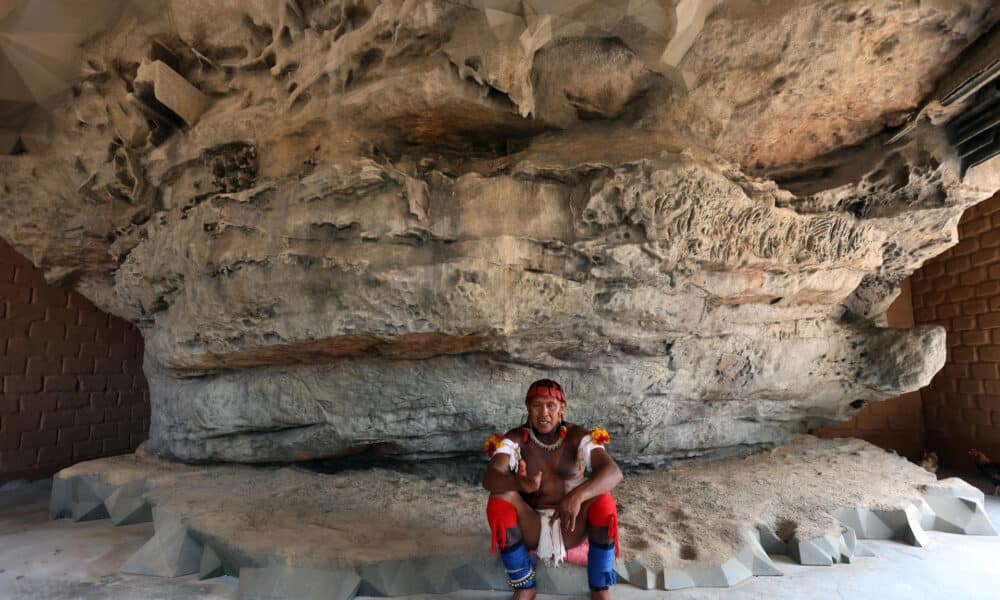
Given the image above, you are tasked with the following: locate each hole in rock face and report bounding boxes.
[345,47,383,89]
[774,519,797,542]
[844,198,867,218]
[148,39,181,71]
[384,111,543,156]
[204,142,258,192]
[679,544,698,560]
[343,5,371,33]
[9,137,27,155]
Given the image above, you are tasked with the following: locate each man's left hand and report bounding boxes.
[554,493,583,532]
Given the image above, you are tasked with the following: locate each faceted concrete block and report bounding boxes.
[199,545,226,580]
[734,540,782,576]
[612,559,630,586]
[534,562,590,595]
[924,495,997,536]
[105,481,152,526]
[624,559,659,589]
[76,475,116,503]
[122,509,203,577]
[871,505,929,547]
[756,525,787,554]
[71,501,109,522]
[662,568,695,591]
[449,555,509,591]
[788,535,835,566]
[357,556,462,596]
[659,535,770,591]
[835,507,894,539]
[238,566,361,600]
[686,559,753,588]
[903,504,930,547]
[927,479,986,506]
[792,529,857,565]
[49,476,71,520]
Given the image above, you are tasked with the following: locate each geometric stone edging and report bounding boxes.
[50,473,997,598]
[623,478,996,591]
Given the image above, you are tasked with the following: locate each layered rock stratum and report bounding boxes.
[1,0,999,464]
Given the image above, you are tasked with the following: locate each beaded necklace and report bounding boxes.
[526,424,567,452]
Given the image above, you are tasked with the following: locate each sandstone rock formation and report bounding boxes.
[1,1,998,464]
[49,437,997,594]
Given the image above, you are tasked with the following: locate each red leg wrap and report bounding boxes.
[486,497,519,554]
[587,493,620,557]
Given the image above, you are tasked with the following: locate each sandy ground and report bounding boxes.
[2,469,999,599]
[614,435,944,568]
[55,435,959,573]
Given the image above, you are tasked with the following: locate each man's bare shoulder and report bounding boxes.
[564,423,590,446]
[503,426,525,441]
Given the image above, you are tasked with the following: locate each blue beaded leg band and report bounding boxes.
[500,540,536,589]
[587,541,617,591]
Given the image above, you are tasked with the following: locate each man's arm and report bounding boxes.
[482,455,542,494]
[556,448,622,529]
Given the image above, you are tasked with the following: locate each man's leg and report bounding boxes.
[487,491,541,599]
[586,494,618,599]
[560,494,619,599]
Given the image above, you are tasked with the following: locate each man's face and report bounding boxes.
[528,397,564,434]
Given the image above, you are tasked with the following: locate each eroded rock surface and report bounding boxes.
[50,437,996,593]
[1,1,998,464]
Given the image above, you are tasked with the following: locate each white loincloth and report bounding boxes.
[535,509,566,567]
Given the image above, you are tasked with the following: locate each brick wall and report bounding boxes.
[814,277,925,461]
[911,191,1000,472]
[0,239,148,485]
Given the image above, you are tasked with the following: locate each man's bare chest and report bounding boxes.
[521,443,580,481]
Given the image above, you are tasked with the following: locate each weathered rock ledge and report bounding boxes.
[51,436,996,597]
[2,1,999,465]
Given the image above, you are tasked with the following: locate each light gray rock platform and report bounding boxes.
[49,441,998,597]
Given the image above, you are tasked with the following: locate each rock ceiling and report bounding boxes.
[0,0,998,464]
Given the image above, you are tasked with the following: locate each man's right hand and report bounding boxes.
[517,459,542,493]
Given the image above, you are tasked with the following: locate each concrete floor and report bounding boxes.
[1,478,998,600]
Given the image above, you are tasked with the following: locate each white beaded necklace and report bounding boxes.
[527,425,564,452]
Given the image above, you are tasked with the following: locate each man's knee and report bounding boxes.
[586,493,617,528]
[490,490,521,504]
[486,496,521,553]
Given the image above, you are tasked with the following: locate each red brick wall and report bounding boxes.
[912,191,1000,472]
[0,239,148,485]
[815,278,925,460]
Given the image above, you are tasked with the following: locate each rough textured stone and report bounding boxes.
[0,1,998,465]
[133,60,211,127]
[48,438,999,593]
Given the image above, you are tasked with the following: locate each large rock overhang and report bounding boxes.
[1,1,998,465]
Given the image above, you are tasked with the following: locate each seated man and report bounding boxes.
[482,379,623,600]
